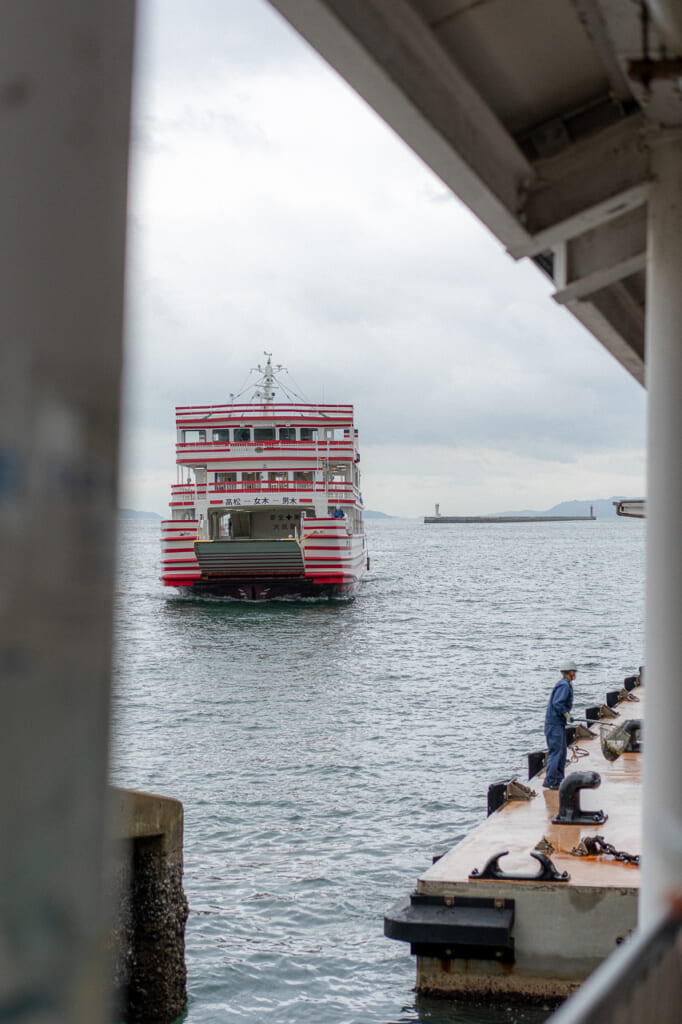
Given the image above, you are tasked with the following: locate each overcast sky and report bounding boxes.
[120,0,647,518]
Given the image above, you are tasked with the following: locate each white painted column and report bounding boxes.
[0,1,134,1019]
[641,133,682,925]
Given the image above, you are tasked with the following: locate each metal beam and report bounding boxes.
[560,290,646,384]
[648,0,682,57]
[552,206,647,303]
[598,0,682,129]
[558,206,647,286]
[513,183,649,259]
[570,0,634,102]
[511,115,651,256]
[553,252,646,304]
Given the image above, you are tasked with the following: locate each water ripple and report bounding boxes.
[112,517,645,1024]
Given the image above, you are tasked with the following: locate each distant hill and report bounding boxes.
[492,497,644,519]
[119,508,162,520]
[364,509,394,519]
[546,498,635,519]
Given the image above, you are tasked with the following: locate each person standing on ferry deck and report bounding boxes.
[543,660,577,789]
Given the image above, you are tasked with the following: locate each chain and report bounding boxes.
[567,743,589,763]
[571,834,640,865]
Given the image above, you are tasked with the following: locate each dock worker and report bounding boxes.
[543,660,577,790]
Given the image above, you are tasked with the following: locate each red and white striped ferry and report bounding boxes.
[160,355,369,599]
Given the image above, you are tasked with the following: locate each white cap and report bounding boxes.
[560,659,578,673]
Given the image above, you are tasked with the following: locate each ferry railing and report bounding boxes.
[547,912,682,1024]
[171,482,356,498]
[175,439,354,454]
[171,485,208,500]
[211,481,314,494]
[327,486,357,504]
[175,402,354,418]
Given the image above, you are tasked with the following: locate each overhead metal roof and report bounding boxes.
[269,0,682,387]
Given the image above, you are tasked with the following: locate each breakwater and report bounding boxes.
[425,515,596,523]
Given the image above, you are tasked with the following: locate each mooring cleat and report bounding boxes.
[469,849,569,883]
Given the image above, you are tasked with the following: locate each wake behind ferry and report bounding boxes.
[160,355,368,600]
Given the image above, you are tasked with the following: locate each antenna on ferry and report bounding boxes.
[253,352,285,403]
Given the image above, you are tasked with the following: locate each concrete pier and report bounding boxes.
[386,678,642,1001]
[108,788,188,1024]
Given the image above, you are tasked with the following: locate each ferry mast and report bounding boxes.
[252,353,284,403]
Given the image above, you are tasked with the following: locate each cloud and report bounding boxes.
[120,0,647,518]
[361,445,647,518]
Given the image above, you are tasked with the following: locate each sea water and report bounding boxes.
[111,516,645,1024]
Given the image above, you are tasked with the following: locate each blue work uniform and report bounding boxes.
[544,676,574,787]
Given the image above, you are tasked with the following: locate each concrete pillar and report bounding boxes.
[641,133,682,925]
[0,2,134,1019]
[108,790,188,1024]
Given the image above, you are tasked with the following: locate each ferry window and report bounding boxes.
[183,430,206,443]
[300,427,318,441]
[254,427,275,441]
[279,427,296,440]
[212,429,230,442]
[294,471,313,482]
[268,471,288,482]
[215,473,236,489]
[235,428,251,441]
[241,472,262,484]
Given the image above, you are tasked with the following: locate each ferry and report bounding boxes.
[160,355,368,600]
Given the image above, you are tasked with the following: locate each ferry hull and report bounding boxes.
[172,575,361,601]
[162,521,367,600]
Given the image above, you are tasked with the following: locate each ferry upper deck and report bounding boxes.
[169,399,363,519]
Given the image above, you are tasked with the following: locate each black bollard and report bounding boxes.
[552,770,608,825]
